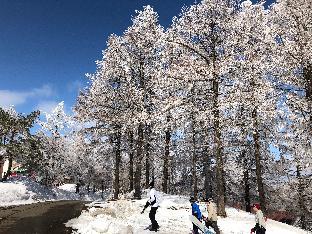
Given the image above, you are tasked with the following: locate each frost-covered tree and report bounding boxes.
[76,34,127,198]
[269,0,312,228]
[66,130,111,194]
[271,0,312,122]
[38,102,75,185]
[165,0,241,216]
[69,1,311,228]
[122,5,164,198]
[225,0,280,213]
[76,6,165,199]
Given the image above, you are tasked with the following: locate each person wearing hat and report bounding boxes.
[190,196,202,234]
[251,203,266,234]
[141,180,159,231]
[203,198,220,234]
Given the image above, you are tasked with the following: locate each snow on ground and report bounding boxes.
[0,177,103,206]
[218,208,309,234]
[58,183,77,193]
[0,181,36,206]
[66,191,311,234]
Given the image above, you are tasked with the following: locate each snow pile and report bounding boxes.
[0,177,103,206]
[218,208,308,234]
[66,194,191,234]
[0,182,36,205]
[58,183,77,192]
[66,192,310,234]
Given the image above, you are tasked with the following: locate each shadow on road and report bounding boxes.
[0,200,89,234]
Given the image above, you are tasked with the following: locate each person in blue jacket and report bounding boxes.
[190,196,202,234]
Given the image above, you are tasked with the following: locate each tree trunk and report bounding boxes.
[76,182,80,194]
[304,64,312,132]
[242,151,251,212]
[2,154,12,181]
[296,165,307,230]
[113,127,121,200]
[200,122,212,200]
[212,77,226,217]
[1,134,13,182]
[204,152,213,200]
[145,147,150,187]
[163,115,171,193]
[222,167,227,204]
[0,157,4,180]
[145,125,151,187]
[169,153,174,194]
[134,123,144,199]
[243,168,251,212]
[0,136,5,181]
[101,180,104,199]
[304,63,312,102]
[190,113,198,200]
[128,130,134,192]
[252,107,266,213]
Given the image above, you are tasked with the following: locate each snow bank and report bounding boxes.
[0,177,104,207]
[58,183,76,192]
[66,194,192,234]
[66,192,311,234]
[218,208,308,234]
[0,182,35,206]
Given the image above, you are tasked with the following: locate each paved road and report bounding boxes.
[0,200,88,234]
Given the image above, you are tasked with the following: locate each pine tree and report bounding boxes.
[0,107,39,181]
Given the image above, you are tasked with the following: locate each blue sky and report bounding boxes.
[0,0,274,115]
[0,0,198,115]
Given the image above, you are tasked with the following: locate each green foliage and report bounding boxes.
[0,107,40,177]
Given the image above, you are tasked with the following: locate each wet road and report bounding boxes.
[0,200,88,234]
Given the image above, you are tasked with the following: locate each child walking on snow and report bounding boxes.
[250,203,266,234]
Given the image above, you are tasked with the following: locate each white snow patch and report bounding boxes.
[67,193,311,234]
[58,183,77,193]
[0,182,35,206]
[0,177,104,207]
